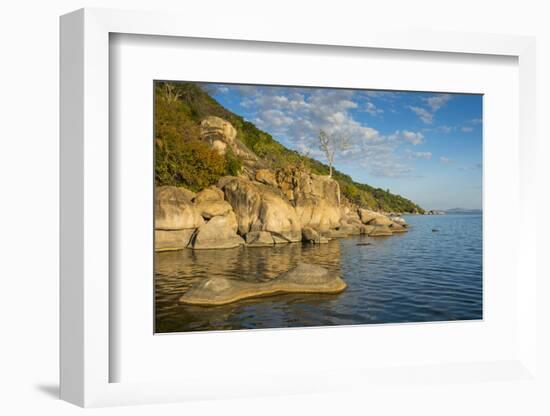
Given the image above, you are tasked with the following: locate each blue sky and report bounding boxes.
[202,83,483,210]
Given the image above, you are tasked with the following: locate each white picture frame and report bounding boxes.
[60,7,538,408]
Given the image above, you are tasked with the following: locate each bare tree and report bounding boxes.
[160,83,181,104]
[317,129,349,177]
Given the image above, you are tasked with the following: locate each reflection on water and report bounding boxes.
[155,214,482,333]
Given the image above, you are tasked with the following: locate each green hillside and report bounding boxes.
[154,81,425,214]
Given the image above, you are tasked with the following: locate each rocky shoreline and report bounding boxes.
[156,116,408,252]
[155,116,410,304]
[155,177,409,251]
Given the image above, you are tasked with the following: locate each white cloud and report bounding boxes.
[440,156,453,164]
[402,130,425,145]
[227,86,418,177]
[409,94,452,124]
[365,101,383,116]
[461,126,473,133]
[424,94,452,111]
[460,162,482,171]
[405,149,432,160]
[256,109,294,127]
[414,151,432,159]
[409,106,433,124]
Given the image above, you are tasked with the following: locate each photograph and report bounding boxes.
[154,81,483,333]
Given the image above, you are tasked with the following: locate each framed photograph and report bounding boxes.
[60,8,538,408]
[153,80,483,333]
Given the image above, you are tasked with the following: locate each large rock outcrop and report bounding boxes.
[245,231,275,247]
[179,263,347,306]
[220,177,262,234]
[364,224,393,236]
[194,186,233,219]
[200,116,237,156]
[281,170,342,231]
[155,186,204,230]
[389,222,407,233]
[357,208,408,233]
[221,177,302,242]
[302,227,328,244]
[155,229,196,251]
[200,117,263,169]
[190,214,244,249]
[255,169,278,187]
[155,186,205,250]
[358,208,384,225]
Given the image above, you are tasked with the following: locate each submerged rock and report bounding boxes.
[179,263,347,306]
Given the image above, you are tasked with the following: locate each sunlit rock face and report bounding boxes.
[245,231,275,247]
[255,169,278,187]
[219,177,262,235]
[358,208,391,225]
[190,215,245,250]
[194,186,233,219]
[389,222,407,233]
[200,117,262,169]
[199,116,237,155]
[284,171,342,232]
[364,224,393,237]
[302,227,329,244]
[221,177,302,242]
[155,186,204,230]
[155,229,196,251]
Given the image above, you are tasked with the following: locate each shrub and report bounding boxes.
[225,148,243,176]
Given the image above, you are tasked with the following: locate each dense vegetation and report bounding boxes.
[154,81,424,213]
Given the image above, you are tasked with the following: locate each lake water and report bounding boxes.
[155,214,482,333]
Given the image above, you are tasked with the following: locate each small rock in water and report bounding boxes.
[356,242,371,246]
[432,229,440,232]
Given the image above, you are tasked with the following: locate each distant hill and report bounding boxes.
[154,81,425,214]
[444,208,482,214]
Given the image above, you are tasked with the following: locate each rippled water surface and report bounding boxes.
[155,214,482,332]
